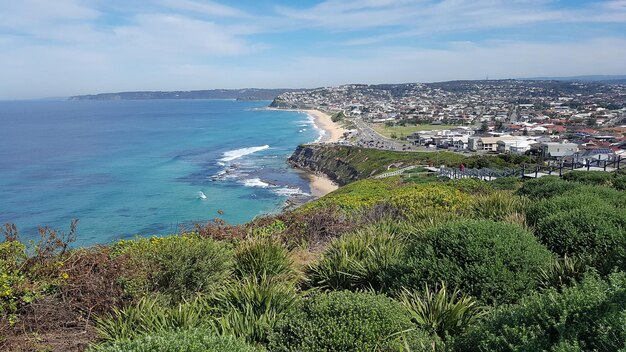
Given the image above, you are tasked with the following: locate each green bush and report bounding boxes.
[213,276,299,344]
[447,178,493,194]
[122,235,233,298]
[389,185,471,216]
[489,176,521,191]
[525,191,606,227]
[538,255,589,290]
[533,204,626,274]
[562,184,626,208]
[562,170,614,186]
[94,296,212,342]
[516,176,573,199]
[91,328,258,352]
[300,178,400,212]
[268,291,439,351]
[399,283,484,340]
[307,225,405,292]
[396,220,553,304]
[470,191,528,223]
[454,273,626,352]
[234,239,295,282]
[613,175,626,190]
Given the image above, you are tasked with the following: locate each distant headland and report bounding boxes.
[69,88,305,101]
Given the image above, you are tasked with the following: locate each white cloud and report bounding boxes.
[0,0,98,28]
[158,0,251,18]
[277,0,626,41]
[242,37,626,87]
[112,14,254,58]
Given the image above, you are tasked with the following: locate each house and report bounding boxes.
[468,135,516,152]
[574,148,615,162]
[535,142,579,160]
[496,137,534,154]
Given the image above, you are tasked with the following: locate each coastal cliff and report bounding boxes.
[289,145,359,186]
[289,144,417,186]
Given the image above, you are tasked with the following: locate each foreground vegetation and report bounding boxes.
[2,171,626,351]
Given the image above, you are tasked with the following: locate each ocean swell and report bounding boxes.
[220,145,270,162]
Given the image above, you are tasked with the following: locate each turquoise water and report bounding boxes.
[0,100,319,245]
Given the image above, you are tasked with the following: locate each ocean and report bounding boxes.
[0,99,321,246]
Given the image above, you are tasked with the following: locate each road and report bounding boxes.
[352,118,413,151]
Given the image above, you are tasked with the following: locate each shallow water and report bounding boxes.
[0,99,318,245]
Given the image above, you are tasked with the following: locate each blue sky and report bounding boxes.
[1,0,626,99]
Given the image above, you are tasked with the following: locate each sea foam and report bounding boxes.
[220,145,270,162]
[242,178,272,188]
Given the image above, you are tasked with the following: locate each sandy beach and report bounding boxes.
[266,107,344,198]
[307,173,339,197]
[301,109,346,143]
[300,109,343,196]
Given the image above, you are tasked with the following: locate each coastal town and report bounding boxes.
[272,80,626,164]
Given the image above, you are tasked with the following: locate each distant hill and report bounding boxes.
[69,88,305,101]
[524,75,626,84]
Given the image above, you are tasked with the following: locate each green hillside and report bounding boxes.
[3,164,626,351]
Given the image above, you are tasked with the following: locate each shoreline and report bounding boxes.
[264,107,346,144]
[301,109,346,143]
[267,106,344,199]
[306,172,339,197]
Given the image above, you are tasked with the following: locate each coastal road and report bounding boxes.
[352,118,412,151]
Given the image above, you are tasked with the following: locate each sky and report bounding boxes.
[1,0,626,99]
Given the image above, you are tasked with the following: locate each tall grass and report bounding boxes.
[538,255,589,290]
[94,295,214,342]
[212,275,299,344]
[470,191,529,226]
[233,238,297,282]
[399,283,485,340]
[307,224,404,292]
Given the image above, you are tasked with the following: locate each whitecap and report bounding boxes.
[242,178,272,188]
[273,187,310,196]
[197,191,207,199]
[303,112,325,143]
[220,145,270,162]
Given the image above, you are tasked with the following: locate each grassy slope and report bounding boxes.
[371,123,458,138]
[306,145,529,180]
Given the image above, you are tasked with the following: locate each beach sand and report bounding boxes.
[302,109,346,143]
[266,107,344,198]
[307,173,339,197]
[301,109,343,197]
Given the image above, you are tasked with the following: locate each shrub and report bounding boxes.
[396,220,553,304]
[455,273,626,352]
[562,184,626,208]
[613,175,626,190]
[234,239,296,282]
[91,328,258,352]
[525,191,606,227]
[307,226,405,292]
[388,185,471,217]
[94,296,212,342]
[538,255,589,290]
[122,235,233,298]
[489,176,521,191]
[533,204,626,274]
[448,178,493,194]
[399,283,485,340]
[470,191,529,223]
[213,276,299,344]
[516,176,573,199]
[268,291,439,351]
[1,223,76,325]
[562,171,614,186]
[300,178,400,212]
